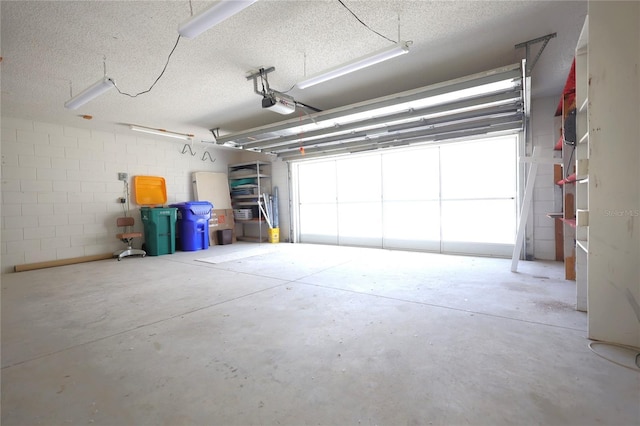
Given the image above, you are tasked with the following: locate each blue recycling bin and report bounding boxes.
[170,201,213,251]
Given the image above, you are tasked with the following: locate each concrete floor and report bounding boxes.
[1,243,638,425]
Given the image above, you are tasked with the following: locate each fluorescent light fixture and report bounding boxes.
[64,77,115,110]
[130,125,194,141]
[296,41,411,89]
[178,0,259,39]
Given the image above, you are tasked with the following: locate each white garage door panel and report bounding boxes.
[441,199,517,244]
[441,242,514,257]
[299,203,338,245]
[382,201,440,251]
[295,135,518,257]
[382,148,440,201]
[440,138,516,199]
[298,162,336,203]
[336,156,381,202]
[337,202,383,247]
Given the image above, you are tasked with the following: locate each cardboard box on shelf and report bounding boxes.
[209,209,236,245]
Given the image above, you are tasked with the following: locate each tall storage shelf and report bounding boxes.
[574,17,589,312]
[553,18,589,310]
[228,161,271,242]
[553,59,577,282]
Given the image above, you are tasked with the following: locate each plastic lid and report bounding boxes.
[134,176,167,206]
[170,201,213,216]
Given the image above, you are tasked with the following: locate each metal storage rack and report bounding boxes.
[574,17,589,312]
[228,161,271,242]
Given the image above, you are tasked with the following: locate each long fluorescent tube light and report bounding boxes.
[130,125,194,141]
[64,77,115,110]
[296,41,411,89]
[178,0,258,39]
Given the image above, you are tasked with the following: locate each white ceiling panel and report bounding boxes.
[0,1,586,142]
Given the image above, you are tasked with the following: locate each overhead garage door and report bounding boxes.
[215,63,525,159]
[216,63,526,256]
[293,135,517,257]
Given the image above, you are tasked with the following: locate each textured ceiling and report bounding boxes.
[0,0,587,143]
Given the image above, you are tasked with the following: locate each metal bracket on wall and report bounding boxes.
[246,66,276,96]
[201,151,216,163]
[515,33,557,76]
[181,144,196,156]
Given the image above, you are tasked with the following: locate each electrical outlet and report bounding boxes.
[118,172,128,181]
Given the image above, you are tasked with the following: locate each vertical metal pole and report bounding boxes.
[512,146,539,272]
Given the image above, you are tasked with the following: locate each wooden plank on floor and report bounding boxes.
[14,253,113,272]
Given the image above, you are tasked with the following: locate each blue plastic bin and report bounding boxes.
[170,201,213,251]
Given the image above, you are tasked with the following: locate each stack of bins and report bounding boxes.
[134,176,177,256]
[170,201,213,251]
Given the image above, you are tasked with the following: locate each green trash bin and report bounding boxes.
[140,207,177,256]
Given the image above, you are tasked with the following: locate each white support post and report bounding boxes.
[512,146,544,272]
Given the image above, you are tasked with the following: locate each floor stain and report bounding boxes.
[533,300,574,311]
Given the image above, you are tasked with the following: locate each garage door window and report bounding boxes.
[293,134,518,257]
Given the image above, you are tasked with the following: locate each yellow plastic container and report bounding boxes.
[268,227,279,244]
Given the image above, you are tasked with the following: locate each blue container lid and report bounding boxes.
[170,201,213,216]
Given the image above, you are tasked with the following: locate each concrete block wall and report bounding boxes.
[530,96,561,260]
[1,117,238,273]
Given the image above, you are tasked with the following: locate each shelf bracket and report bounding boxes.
[246,66,276,97]
[515,33,557,76]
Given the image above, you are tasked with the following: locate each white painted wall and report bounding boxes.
[530,96,561,260]
[1,117,239,273]
[0,109,567,273]
[587,1,640,347]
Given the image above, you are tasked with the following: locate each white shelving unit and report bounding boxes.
[228,161,271,242]
[574,16,589,312]
[553,61,577,282]
[586,2,639,347]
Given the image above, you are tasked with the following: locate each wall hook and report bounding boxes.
[181,144,196,156]
[202,151,216,163]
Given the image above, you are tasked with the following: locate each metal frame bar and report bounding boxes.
[216,63,523,145]
[515,33,557,75]
[268,104,522,154]
[280,121,523,160]
[242,90,522,151]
